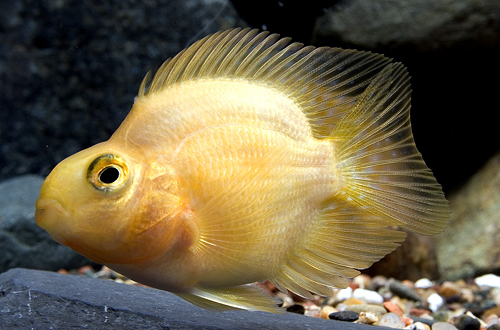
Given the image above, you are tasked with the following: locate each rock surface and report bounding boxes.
[0,0,246,180]
[0,175,95,273]
[0,268,392,330]
[435,153,500,280]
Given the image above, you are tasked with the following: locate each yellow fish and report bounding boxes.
[35,28,449,313]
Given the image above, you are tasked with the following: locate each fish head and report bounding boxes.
[35,141,188,265]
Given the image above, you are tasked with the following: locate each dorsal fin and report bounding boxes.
[138,28,392,137]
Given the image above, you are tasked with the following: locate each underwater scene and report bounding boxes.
[1,1,500,329]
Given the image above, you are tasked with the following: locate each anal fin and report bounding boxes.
[175,284,283,314]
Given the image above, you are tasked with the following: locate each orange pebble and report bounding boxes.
[384,301,404,317]
[349,282,360,290]
[57,269,69,274]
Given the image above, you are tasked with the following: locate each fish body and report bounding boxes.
[35,28,449,313]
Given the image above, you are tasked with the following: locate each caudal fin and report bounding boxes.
[334,63,450,234]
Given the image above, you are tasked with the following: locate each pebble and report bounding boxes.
[320,305,336,319]
[475,274,500,288]
[428,292,445,312]
[439,281,462,298]
[415,278,434,289]
[336,287,353,300]
[377,312,406,328]
[486,314,499,327]
[488,325,500,330]
[410,316,436,327]
[286,304,305,314]
[357,311,379,324]
[346,303,388,315]
[432,322,458,330]
[390,280,422,302]
[329,311,360,322]
[485,306,500,318]
[344,297,366,305]
[405,322,431,330]
[455,314,480,330]
[354,288,384,304]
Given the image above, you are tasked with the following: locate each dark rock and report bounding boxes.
[455,315,480,330]
[0,268,392,330]
[410,316,435,327]
[0,0,246,181]
[488,325,500,330]
[329,311,360,322]
[285,304,305,314]
[0,175,95,273]
[388,280,422,302]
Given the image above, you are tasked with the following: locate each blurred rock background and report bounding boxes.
[0,0,499,280]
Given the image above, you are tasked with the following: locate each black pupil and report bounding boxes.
[99,166,120,184]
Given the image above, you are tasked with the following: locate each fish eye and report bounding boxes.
[87,154,129,192]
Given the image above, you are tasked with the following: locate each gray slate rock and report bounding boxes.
[0,175,95,273]
[0,268,392,330]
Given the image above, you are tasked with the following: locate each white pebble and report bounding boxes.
[431,322,458,330]
[427,293,444,312]
[353,288,384,304]
[475,274,500,288]
[336,286,353,301]
[377,312,405,328]
[405,322,428,330]
[415,278,433,289]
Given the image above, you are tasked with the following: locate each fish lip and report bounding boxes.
[35,198,67,226]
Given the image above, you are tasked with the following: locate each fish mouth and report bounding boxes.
[35,198,67,228]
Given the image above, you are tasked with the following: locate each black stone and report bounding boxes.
[286,304,305,314]
[455,315,480,330]
[329,311,360,322]
[409,316,435,327]
[388,280,422,301]
[0,268,393,330]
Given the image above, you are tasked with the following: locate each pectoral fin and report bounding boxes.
[175,284,283,313]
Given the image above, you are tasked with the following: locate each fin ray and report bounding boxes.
[139,28,392,138]
[334,63,450,234]
[176,284,283,313]
[271,199,406,298]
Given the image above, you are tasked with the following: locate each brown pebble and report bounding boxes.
[485,307,500,318]
[411,308,431,317]
[57,269,69,274]
[439,281,462,298]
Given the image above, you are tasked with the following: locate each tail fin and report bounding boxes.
[334,63,449,234]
